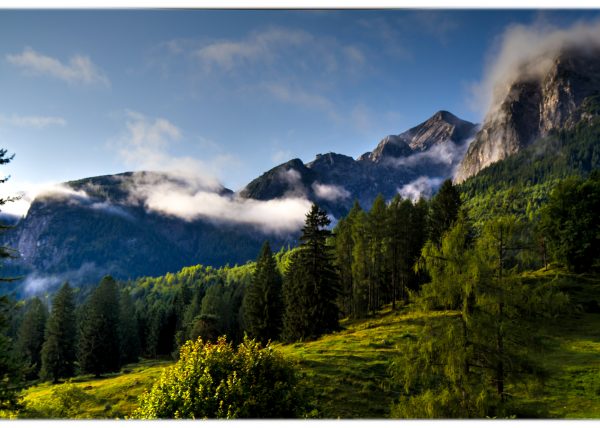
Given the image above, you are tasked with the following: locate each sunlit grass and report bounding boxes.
[18,269,600,418]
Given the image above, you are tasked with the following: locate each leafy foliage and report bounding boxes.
[540,172,600,272]
[133,336,311,419]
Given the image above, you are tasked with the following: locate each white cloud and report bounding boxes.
[112,110,222,191]
[0,114,66,129]
[6,47,110,87]
[0,182,130,219]
[386,139,473,174]
[194,28,311,72]
[262,82,340,121]
[468,18,600,116]
[126,172,311,234]
[312,182,350,202]
[398,176,444,202]
[111,113,311,233]
[22,262,100,296]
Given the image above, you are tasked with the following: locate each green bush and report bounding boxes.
[22,382,96,418]
[133,336,312,419]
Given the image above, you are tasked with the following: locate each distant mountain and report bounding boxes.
[455,48,600,183]
[4,111,477,294]
[2,172,296,296]
[241,110,477,217]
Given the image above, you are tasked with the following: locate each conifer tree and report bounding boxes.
[428,179,461,245]
[391,214,568,417]
[282,204,340,341]
[0,149,24,408]
[351,209,370,318]
[367,194,388,314]
[333,200,362,317]
[242,241,283,343]
[78,276,121,376]
[16,297,48,379]
[119,290,140,365]
[0,295,22,411]
[40,283,77,383]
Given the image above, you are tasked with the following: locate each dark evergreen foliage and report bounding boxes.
[0,295,22,411]
[40,283,77,382]
[540,172,600,272]
[16,297,48,379]
[428,179,462,245]
[78,276,121,376]
[119,290,141,365]
[242,241,283,344]
[282,204,340,341]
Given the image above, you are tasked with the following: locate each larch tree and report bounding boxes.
[390,214,568,417]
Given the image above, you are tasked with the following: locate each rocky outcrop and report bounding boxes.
[239,111,477,216]
[455,49,600,183]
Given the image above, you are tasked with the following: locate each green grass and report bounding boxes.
[275,306,450,418]
[20,359,171,419]
[18,268,600,419]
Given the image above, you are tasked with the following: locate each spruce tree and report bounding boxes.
[429,179,462,245]
[0,295,22,411]
[16,297,48,379]
[367,194,387,315]
[333,200,362,318]
[242,241,283,344]
[78,276,121,376]
[119,290,140,365]
[0,149,24,409]
[282,204,340,341]
[40,283,77,383]
[351,209,370,319]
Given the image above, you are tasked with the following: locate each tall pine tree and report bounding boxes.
[429,179,462,246]
[40,283,77,383]
[282,204,340,342]
[78,276,121,376]
[119,290,141,365]
[16,297,48,379]
[242,241,283,344]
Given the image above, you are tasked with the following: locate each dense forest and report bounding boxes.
[1,132,600,417]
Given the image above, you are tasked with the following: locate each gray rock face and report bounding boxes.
[360,110,476,162]
[455,48,600,183]
[240,111,477,216]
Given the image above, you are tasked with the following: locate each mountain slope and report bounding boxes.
[241,110,477,216]
[455,48,600,183]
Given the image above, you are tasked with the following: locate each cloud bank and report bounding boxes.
[113,112,311,234]
[469,18,600,116]
[128,172,311,233]
[0,114,66,129]
[398,176,444,202]
[6,47,110,87]
[385,139,474,177]
[312,182,351,202]
[23,262,101,296]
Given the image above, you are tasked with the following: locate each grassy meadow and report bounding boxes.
[18,268,600,419]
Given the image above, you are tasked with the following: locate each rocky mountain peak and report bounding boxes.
[361,111,477,163]
[455,48,600,183]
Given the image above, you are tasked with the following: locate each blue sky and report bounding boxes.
[1,9,600,215]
